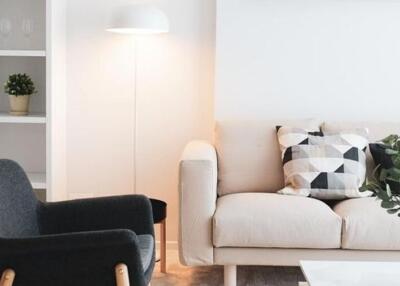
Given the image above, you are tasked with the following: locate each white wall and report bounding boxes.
[47,0,67,201]
[59,0,400,242]
[216,0,400,121]
[65,0,215,241]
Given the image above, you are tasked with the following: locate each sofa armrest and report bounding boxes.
[179,141,217,266]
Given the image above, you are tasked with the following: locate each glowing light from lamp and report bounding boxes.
[107,5,169,35]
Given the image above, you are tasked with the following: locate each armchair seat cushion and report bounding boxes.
[138,234,154,271]
[213,193,342,248]
[334,198,400,250]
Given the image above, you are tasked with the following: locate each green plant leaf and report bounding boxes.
[393,156,400,169]
[381,200,396,209]
[387,208,400,214]
[380,169,389,182]
[386,168,400,180]
[386,183,393,198]
[372,164,382,181]
[3,73,36,96]
[377,190,390,201]
[382,135,399,148]
[386,149,399,155]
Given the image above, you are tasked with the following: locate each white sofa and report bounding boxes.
[178,120,400,286]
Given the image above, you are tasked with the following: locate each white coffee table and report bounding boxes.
[299,260,400,286]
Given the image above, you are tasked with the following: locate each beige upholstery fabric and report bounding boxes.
[214,247,400,266]
[322,121,400,142]
[213,193,342,248]
[215,119,321,196]
[334,198,400,250]
[179,141,217,266]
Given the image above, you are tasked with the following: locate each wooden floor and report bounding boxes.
[152,249,306,286]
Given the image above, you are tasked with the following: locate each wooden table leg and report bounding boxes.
[160,218,167,273]
[115,263,130,286]
[0,269,15,286]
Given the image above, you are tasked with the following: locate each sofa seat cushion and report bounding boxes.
[213,193,342,248]
[334,198,400,250]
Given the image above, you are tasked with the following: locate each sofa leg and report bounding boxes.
[224,265,237,286]
[115,263,130,286]
[0,269,15,286]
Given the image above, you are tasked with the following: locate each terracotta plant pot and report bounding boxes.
[8,95,30,116]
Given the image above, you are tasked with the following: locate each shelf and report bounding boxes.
[0,50,46,57]
[0,112,46,124]
[27,172,46,189]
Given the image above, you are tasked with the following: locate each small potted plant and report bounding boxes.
[4,73,36,116]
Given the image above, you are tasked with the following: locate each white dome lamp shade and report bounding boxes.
[107,5,169,35]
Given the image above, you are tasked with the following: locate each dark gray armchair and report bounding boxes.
[0,159,155,286]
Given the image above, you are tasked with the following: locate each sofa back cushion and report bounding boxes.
[215,119,321,196]
[215,120,400,196]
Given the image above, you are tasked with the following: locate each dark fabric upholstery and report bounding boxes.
[0,159,155,286]
[137,234,154,271]
[39,195,154,236]
[0,160,40,238]
[150,198,167,223]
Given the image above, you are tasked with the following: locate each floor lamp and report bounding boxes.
[107,5,169,194]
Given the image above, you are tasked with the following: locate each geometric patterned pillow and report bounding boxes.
[276,126,371,199]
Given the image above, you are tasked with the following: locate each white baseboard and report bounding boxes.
[155,240,178,250]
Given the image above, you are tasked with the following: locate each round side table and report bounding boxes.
[150,198,167,273]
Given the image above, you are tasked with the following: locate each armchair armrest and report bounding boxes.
[0,230,149,286]
[39,195,154,236]
[179,140,217,266]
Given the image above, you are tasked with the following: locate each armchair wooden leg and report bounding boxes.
[160,218,167,273]
[115,264,130,286]
[0,269,15,286]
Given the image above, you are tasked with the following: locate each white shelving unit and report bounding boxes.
[0,50,46,57]
[0,0,48,199]
[0,112,46,124]
[27,172,46,189]
[0,0,68,201]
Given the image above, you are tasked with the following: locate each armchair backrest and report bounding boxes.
[0,160,40,237]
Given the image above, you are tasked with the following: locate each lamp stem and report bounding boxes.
[133,36,138,195]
